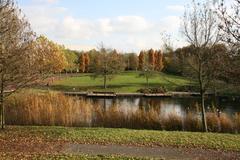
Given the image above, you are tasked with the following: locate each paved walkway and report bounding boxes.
[62,143,240,160]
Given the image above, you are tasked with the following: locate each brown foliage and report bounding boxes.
[148,49,155,67]
[219,113,234,133]
[5,92,240,133]
[84,53,90,73]
[155,50,164,71]
[79,54,86,73]
[163,113,183,131]
[138,51,145,70]
[184,112,202,132]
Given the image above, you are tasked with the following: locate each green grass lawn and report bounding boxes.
[50,72,191,93]
[2,126,240,151]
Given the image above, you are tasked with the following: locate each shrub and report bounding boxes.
[137,87,167,94]
[184,112,202,132]
[219,113,234,133]
[163,112,183,131]
[5,91,93,127]
[206,113,220,133]
[175,85,200,92]
[234,113,240,133]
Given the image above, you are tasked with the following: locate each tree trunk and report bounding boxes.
[0,76,4,129]
[0,101,4,130]
[213,85,218,107]
[201,90,208,132]
[146,76,149,88]
[199,61,207,132]
[0,102,2,129]
[104,75,107,89]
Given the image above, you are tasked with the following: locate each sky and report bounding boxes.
[18,0,192,52]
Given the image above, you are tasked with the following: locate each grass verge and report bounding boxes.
[1,126,240,151]
[0,153,153,160]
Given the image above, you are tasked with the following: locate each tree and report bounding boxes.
[88,49,100,73]
[138,51,145,70]
[35,36,67,73]
[0,0,67,129]
[79,53,86,73]
[139,64,156,88]
[148,49,155,68]
[155,50,164,71]
[63,49,79,73]
[84,53,90,73]
[124,53,138,71]
[91,46,125,89]
[218,0,240,84]
[218,0,240,43]
[182,0,221,132]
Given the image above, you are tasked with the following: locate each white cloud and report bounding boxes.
[113,16,152,33]
[166,5,184,12]
[32,0,59,4]
[21,2,185,52]
[65,44,96,51]
[58,16,96,40]
[160,16,181,33]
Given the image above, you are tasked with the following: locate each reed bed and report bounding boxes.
[4,91,240,133]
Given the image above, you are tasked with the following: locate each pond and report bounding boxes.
[5,94,240,132]
[83,96,240,117]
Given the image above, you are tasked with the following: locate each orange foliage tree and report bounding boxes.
[79,54,85,73]
[148,49,155,68]
[155,50,164,71]
[138,51,145,70]
[84,53,90,73]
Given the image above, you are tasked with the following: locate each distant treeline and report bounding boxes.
[62,43,239,85]
[62,48,164,73]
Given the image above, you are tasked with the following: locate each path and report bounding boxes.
[1,137,240,159]
[62,143,240,160]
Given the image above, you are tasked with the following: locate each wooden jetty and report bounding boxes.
[64,91,202,98]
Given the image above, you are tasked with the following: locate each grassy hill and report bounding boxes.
[50,72,192,93]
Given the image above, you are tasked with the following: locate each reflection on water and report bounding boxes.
[84,97,240,117]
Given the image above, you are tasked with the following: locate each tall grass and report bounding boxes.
[5,91,240,133]
[5,92,93,127]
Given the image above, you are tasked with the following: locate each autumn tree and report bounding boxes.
[218,0,240,84]
[218,0,240,44]
[138,50,156,88]
[182,0,221,132]
[88,49,100,73]
[0,0,67,129]
[148,49,155,68]
[84,53,90,73]
[124,53,138,71]
[155,50,164,71]
[63,49,79,73]
[91,45,125,89]
[138,64,156,88]
[79,53,86,73]
[138,51,145,70]
[35,36,67,73]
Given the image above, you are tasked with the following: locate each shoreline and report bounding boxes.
[64,91,240,100]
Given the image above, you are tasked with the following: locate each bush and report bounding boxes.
[175,85,200,92]
[207,113,220,132]
[234,113,240,133]
[219,113,234,133]
[137,87,167,94]
[184,112,202,132]
[163,112,183,131]
[5,91,93,127]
